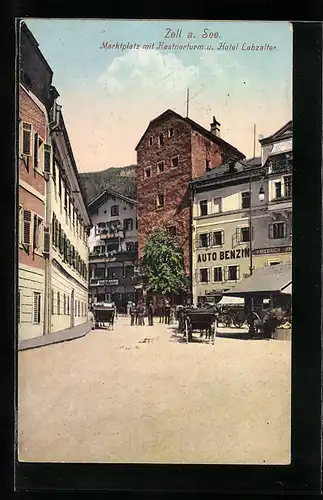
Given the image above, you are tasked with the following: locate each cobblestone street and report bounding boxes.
[18,316,291,464]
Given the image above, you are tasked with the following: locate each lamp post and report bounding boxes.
[248,176,265,276]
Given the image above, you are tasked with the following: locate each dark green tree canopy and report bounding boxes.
[139,229,189,295]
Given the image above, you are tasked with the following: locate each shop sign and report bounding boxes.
[106,279,119,285]
[252,246,292,256]
[197,248,250,263]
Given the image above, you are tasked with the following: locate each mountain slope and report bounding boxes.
[79,165,137,205]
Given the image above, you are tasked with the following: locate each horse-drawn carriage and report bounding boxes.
[92,303,116,330]
[179,308,217,344]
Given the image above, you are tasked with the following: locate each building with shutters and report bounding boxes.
[135,110,245,283]
[190,121,292,304]
[18,21,92,341]
[87,189,138,312]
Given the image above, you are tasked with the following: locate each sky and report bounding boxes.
[24,19,292,173]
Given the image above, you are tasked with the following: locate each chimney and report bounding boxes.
[210,116,221,137]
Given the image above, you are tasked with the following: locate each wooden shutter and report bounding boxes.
[33,132,39,170]
[236,265,240,280]
[33,214,37,250]
[44,144,51,173]
[269,223,274,239]
[283,222,287,238]
[51,290,54,315]
[33,292,41,324]
[223,266,228,281]
[23,210,31,247]
[18,290,21,323]
[236,227,241,244]
[43,227,50,255]
[22,122,32,156]
[57,291,60,315]
[221,230,224,245]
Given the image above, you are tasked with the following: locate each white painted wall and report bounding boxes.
[18,265,45,340]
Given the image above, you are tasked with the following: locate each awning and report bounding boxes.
[281,283,292,295]
[218,296,244,305]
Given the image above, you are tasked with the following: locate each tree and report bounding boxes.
[139,229,189,295]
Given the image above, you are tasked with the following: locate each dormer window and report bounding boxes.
[159,133,164,146]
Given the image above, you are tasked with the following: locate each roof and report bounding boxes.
[281,282,292,295]
[21,22,53,77]
[259,120,292,145]
[190,158,263,186]
[223,261,292,296]
[245,156,262,167]
[88,188,137,214]
[135,109,245,159]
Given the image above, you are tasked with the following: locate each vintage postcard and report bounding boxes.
[17,19,292,465]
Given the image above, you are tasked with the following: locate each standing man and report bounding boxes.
[148,301,154,326]
[164,299,171,325]
[130,302,136,326]
[159,299,165,324]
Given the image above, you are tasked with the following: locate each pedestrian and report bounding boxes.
[130,302,136,326]
[127,301,131,316]
[164,299,171,325]
[137,301,145,326]
[148,301,154,326]
[159,299,165,323]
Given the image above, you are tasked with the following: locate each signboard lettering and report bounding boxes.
[252,246,292,256]
[197,248,250,263]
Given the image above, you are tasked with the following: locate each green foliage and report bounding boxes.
[140,229,189,295]
[79,165,137,204]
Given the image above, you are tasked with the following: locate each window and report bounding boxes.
[145,167,151,178]
[33,132,39,170]
[206,159,210,171]
[275,181,282,199]
[51,289,54,315]
[157,161,164,174]
[168,128,174,138]
[57,291,60,315]
[33,292,41,324]
[52,159,56,183]
[269,261,280,266]
[58,174,62,198]
[18,290,21,323]
[111,205,119,216]
[21,122,32,156]
[23,210,32,250]
[241,192,250,209]
[168,226,176,237]
[269,222,287,239]
[67,295,70,315]
[124,218,133,231]
[237,226,250,243]
[199,233,209,248]
[284,175,292,198]
[213,267,223,282]
[171,156,179,168]
[159,133,164,145]
[227,265,239,281]
[136,218,138,230]
[78,301,81,317]
[213,230,224,246]
[199,200,208,216]
[126,241,135,252]
[213,198,222,213]
[199,268,209,283]
[63,294,66,315]
[149,137,153,146]
[125,266,134,278]
[18,206,23,245]
[157,193,164,208]
[43,144,51,173]
[33,215,43,251]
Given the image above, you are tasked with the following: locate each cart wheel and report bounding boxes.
[233,319,244,328]
[224,315,232,328]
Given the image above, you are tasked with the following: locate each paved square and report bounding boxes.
[18,316,291,464]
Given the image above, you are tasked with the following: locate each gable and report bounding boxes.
[260,120,292,145]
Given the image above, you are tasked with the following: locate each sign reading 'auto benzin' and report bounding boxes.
[197,248,250,263]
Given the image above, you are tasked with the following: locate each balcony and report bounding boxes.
[90,248,138,261]
[98,229,124,240]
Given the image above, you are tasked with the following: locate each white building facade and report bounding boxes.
[88,190,138,312]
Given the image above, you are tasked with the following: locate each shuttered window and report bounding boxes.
[199,233,209,248]
[33,292,41,324]
[213,230,224,246]
[22,122,32,156]
[67,295,70,315]
[269,222,287,239]
[224,265,240,281]
[33,132,39,170]
[32,215,43,250]
[57,291,60,315]
[63,294,66,315]
[44,144,51,173]
[23,210,31,249]
[18,290,21,323]
[18,206,23,245]
[51,289,54,315]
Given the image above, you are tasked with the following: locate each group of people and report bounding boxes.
[127,298,173,327]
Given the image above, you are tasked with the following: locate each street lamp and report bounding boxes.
[248,177,266,276]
